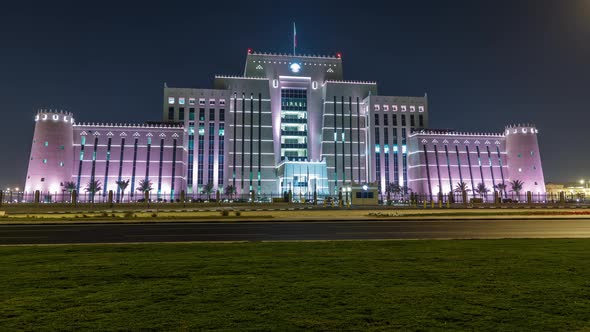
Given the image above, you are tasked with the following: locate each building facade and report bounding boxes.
[24,50,546,200]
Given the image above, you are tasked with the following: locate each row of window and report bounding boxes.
[374,105,425,113]
[374,113,424,127]
[168,108,226,122]
[168,97,226,106]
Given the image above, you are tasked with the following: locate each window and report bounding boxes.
[59,161,64,167]
[419,106,425,112]
[199,109,205,121]
[219,99,226,106]
[189,98,195,105]
[392,114,398,126]
[374,114,379,126]
[518,168,522,172]
[374,104,380,111]
[43,159,47,164]
[209,109,215,121]
[410,114,415,127]
[179,97,185,105]
[178,108,185,121]
[401,114,406,126]
[41,177,45,182]
[219,127,225,136]
[199,98,205,106]
[209,99,216,106]
[59,145,65,150]
[419,115,424,127]
[168,107,174,120]
[383,114,389,126]
[531,151,535,156]
[518,153,522,158]
[401,105,407,112]
[168,97,175,104]
[189,108,195,121]
[44,141,48,146]
[410,106,415,112]
[392,105,398,112]
[383,105,389,112]
[219,109,225,122]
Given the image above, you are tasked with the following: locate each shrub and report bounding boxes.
[221,210,229,216]
[151,213,158,218]
[123,211,134,219]
[235,211,241,217]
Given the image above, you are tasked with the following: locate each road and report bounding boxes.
[2,219,590,245]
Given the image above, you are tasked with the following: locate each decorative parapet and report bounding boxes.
[73,122,183,129]
[324,80,377,85]
[214,75,268,80]
[249,51,340,59]
[408,129,504,138]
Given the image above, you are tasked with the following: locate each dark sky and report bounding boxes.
[1,0,589,188]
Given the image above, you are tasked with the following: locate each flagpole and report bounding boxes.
[293,22,296,56]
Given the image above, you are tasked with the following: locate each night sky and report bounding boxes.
[1,0,589,188]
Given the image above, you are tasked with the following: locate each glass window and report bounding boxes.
[209,99,216,106]
[392,114,398,126]
[392,105,398,112]
[374,114,379,126]
[168,97,175,104]
[189,98,195,105]
[199,109,205,121]
[219,109,225,121]
[199,98,205,105]
[178,108,185,121]
[59,161,64,167]
[43,159,47,164]
[401,114,406,126]
[383,114,388,126]
[401,105,407,112]
[189,108,195,121]
[44,141,48,146]
[419,106,425,112]
[179,97,185,105]
[419,115,424,127]
[209,109,215,121]
[410,106,415,112]
[374,104,380,111]
[219,99,226,106]
[410,114,415,127]
[59,145,65,150]
[168,107,174,120]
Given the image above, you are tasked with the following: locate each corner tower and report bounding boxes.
[505,124,546,194]
[24,110,75,193]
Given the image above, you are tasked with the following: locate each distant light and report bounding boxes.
[336,52,342,58]
[290,63,301,73]
[362,185,368,191]
[581,180,585,185]
[247,48,252,54]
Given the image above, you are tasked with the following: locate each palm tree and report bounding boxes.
[455,182,470,204]
[115,179,129,202]
[136,179,153,193]
[64,181,76,193]
[85,180,102,203]
[224,184,236,200]
[495,183,507,199]
[475,183,490,201]
[510,179,525,201]
[454,182,470,193]
[202,182,214,201]
[388,183,402,200]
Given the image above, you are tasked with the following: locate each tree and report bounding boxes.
[64,181,76,193]
[510,179,525,201]
[387,183,402,200]
[455,182,470,204]
[224,184,236,200]
[136,179,153,193]
[454,182,470,193]
[115,179,129,202]
[475,183,490,200]
[202,183,214,201]
[85,180,102,203]
[494,183,507,199]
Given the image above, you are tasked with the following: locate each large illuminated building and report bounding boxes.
[24,49,546,200]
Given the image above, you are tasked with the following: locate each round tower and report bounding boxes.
[24,110,75,193]
[504,124,546,194]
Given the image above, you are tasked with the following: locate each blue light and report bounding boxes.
[290,63,301,73]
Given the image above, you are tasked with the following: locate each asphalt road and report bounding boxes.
[2,219,590,245]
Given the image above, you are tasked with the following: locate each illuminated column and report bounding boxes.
[25,110,75,193]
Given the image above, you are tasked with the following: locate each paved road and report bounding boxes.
[2,219,590,245]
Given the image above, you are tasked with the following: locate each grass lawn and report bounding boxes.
[1,240,590,330]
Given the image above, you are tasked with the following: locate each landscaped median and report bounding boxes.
[2,208,590,224]
[1,239,589,330]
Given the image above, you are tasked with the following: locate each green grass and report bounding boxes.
[1,240,590,330]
